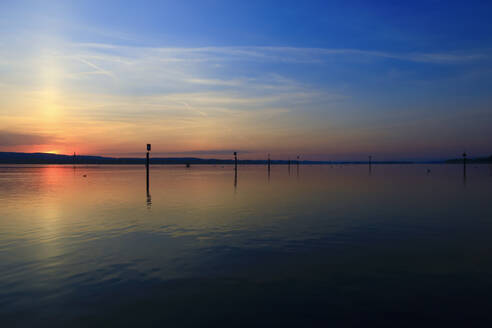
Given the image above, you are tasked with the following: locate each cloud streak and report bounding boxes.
[72,43,488,64]
[0,130,59,146]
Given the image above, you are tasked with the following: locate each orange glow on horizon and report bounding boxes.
[22,146,74,156]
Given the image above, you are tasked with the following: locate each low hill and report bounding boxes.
[445,155,492,164]
[0,152,414,165]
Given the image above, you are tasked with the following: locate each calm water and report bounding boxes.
[1,164,492,327]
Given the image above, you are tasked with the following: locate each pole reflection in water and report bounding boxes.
[234,166,237,191]
[146,190,152,209]
[146,170,152,208]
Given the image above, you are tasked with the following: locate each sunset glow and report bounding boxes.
[1,1,491,160]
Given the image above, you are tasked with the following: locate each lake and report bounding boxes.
[1,164,491,327]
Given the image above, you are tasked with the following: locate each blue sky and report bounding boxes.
[0,0,491,160]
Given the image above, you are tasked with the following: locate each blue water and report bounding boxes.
[1,164,491,327]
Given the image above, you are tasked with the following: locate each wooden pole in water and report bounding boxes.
[233,152,238,190]
[268,153,271,172]
[146,144,151,192]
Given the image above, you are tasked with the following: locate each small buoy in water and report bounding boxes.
[82,174,87,177]
[426,169,431,174]
[186,163,190,168]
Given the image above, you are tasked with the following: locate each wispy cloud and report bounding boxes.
[0,130,59,146]
[75,57,117,79]
[70,43,488,64]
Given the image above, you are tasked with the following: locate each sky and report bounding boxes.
[0,0,491,161]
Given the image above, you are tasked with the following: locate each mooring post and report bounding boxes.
[146,144,151,192]
[268,153,271,172]
[234,152,238,190]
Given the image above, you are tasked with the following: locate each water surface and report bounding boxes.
[1,164,492,327]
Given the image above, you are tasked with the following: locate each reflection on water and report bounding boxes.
[0,164,492,327]
[146,190,152,209]
[234,166,237,190]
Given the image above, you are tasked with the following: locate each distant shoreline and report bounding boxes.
[0,151,416,165]
[0,152,490,165]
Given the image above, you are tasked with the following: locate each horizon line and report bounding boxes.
[1,150,489,163]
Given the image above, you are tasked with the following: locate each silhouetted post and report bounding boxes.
[234,166,237,190]
[288,158,291,174]
[146,144,151,192]
[268,153,271,171]
[463,152,467,179]
[234,152,237,171]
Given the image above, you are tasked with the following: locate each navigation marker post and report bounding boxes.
[146,144,151,192]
